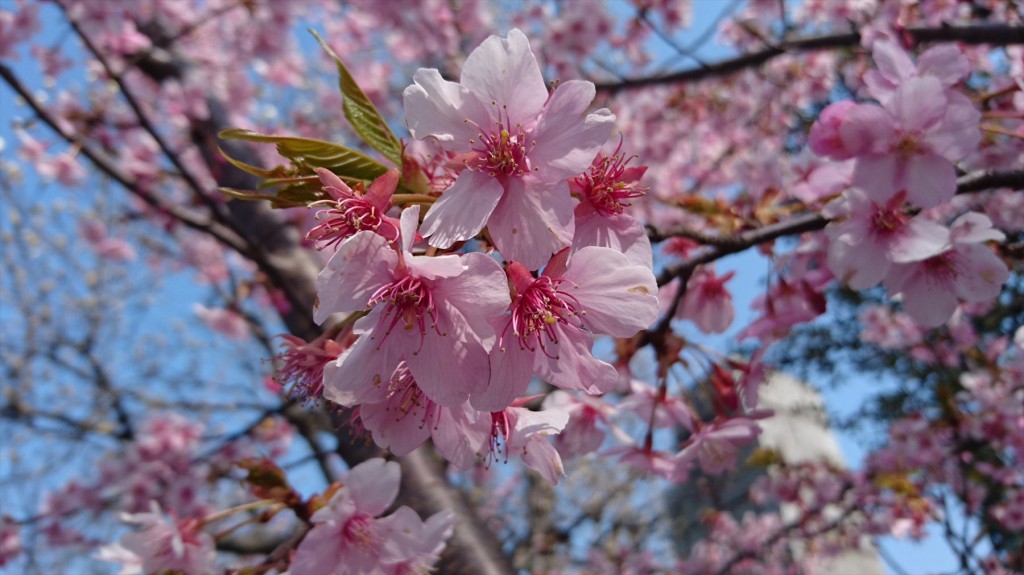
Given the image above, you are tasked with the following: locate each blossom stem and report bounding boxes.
[202,499,276,525]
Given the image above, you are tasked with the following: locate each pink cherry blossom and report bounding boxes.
[884,212,1008,327]
[317,206,510,407]
[0,519,21,568]
[486,403,569,485]
[356,363,489,468]
[377,507,455,575]
[542,390,613,457]
[473,246,658,411]
[307,168,401,250]
[863,40,970,104]
[841,77,980,208]
[674,418,762,478]
[678,266,735,334]
[79,218,137,262]
[192,304,250,340]
[824,188,949,290]
[291,458,401,575]
[404,28,615,269]
[102,503,216,575]
[570,146,652,268]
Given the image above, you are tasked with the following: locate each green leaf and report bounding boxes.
[219,128,389,182]
[310,30,404,167]
[218,186,320,208]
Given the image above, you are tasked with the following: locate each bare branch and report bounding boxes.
[596,24,1024,92]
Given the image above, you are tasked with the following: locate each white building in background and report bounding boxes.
[669,373,885,575]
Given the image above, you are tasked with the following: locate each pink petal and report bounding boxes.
[460,29,548,126]
[924,91,981,161]
[471,344,534,412]
[889,217,949,263]
[562,246,659,337]
[572,212,653,269]
[323,334,401,406]
[346,458,400,516]
[901,276,958,327]
[852,154,899,204]
[872,41,915,83]
[903,153,956,208]
[535,326,619,394]
[403,68,485,149]
[530,81,616,181]
[314,232,397,325]
[488,178,574,271]
[840,104,894,156]
[408,329,490,407]
[950,212,1004,244]
[432,252,510,350]
[918,45,969,87]
[432,405,489,468]
[359,400,432,456]
[953,244,1008,302]
[421,170,503,249]
[889,77,946,133]
[519,437,566,485]
[827,237,890,289]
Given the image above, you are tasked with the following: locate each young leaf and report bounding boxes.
[219,128,389,182]
[310,30,404,167]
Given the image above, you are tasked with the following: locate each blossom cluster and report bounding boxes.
[308,29,660,482]
[810,40,1009,327]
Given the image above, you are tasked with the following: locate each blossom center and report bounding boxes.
[309,199,389,249]
[575,152,646,217]
[466,105,534,177]
[383,363,437,428]
[500,276,583,358]
[342,513,379,549]
[369,275,440,349]
[870,204,909,237]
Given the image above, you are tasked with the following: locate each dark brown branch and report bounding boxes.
[596,24,1024,92]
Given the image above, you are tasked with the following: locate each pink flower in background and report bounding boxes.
[404,28,615,269]
[543,390,613,457]
[674,418,762,478]
[79,218,137,262]
[307,168,401,250]
[291,459,399,575]
[863,40,969,104]
[678,266,735,334]
[317,206,509,407]
[841,77,979,208]
[473,246,658,411]
[885,212,1008,327]
[824,189,949,290]
[192,304,249,340]
[0,519,21,567]
[807,100,859,159]
[100,503,216,575]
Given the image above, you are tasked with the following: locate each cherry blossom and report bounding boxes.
[100,503,216,575]
[317,206,510,407]
[307,168,401,250]
[473,246,658,411]
[823,188,949,290]
[884,212,1009,326]
[404,28,615,269]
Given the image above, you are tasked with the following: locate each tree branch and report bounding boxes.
[596,24,1024,92]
